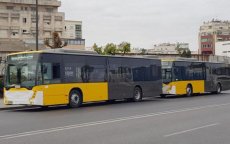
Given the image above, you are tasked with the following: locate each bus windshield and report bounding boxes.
[6,54,40,89]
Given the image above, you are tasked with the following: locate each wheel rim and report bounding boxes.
[134,89,141,100]
[71,93,79,104]
[187,87,191,96]
[217,85,221,93]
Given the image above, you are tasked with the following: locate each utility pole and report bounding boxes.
[36,0,39,51]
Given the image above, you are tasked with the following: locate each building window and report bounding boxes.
[75,25,82,31]
[12,32,18,36]
[22,30,27,34]
[6,6,14,10]
[46,8,53,12]
[31,7,36,11]
[23,18,27,23]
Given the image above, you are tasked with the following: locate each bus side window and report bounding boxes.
[43,63,61,84]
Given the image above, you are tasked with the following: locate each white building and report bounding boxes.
[215,41,230,57]
[148,43,190,54]
[64,20,82,39]
[199,19,230,55]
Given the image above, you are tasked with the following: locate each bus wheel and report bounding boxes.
[133,87,142,102]
[69,90,83,108]
[186,85,193,97]
[160,94,167,98]
[216,83,222,94]
[40,106,49,110]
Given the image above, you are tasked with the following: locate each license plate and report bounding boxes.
[15,85,21,89]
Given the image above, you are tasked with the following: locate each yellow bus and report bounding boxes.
[4,49,162,108]
[161,59,230,97]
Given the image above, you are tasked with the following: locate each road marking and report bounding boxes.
[0,103,230,141]
[164,123,220,137]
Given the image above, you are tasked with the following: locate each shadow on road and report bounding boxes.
[7,98,164,112]
[5,92,230,112]
[159,92,228,99]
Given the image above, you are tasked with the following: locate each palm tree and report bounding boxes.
[44,32,67,49]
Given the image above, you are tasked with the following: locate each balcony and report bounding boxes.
[0,0,61,7]
[201,48,213,52]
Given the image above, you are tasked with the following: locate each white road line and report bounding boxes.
[0,103,230,141]
[164,123,220,137]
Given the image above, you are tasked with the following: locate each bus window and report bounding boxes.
[88,64,106,82]
[162,68,172,83]
[42,63,61,84]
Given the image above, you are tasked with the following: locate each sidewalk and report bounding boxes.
[0,98,24,110]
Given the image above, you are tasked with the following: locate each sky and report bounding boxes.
[60,0,230,51]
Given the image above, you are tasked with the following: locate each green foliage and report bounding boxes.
[93,42,132,55]
[175,43,192,58]
[180,49,192,58]
[104,43,117,55]
[118,42,131,55]
[141,48,147,55]
[93,43,103,54]
[186,49,192,58]
[44,32,67,49]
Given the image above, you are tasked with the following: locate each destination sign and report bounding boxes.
[10,54,34,61]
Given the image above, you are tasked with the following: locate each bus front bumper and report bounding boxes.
[4,90,44,106]
[162,85,176,95]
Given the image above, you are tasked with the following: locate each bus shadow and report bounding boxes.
[160,92,228,99]
[9,98,165,112]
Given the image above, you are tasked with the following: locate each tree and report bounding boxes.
[175,43,183,55]
[185,49,192,58]
[118,42,131,55]
[141,48,147,55]
[93,43,103,54]
[181,50,187,57]
[104,43,117,55]
[175,43,192,58]
[44,32,67,49]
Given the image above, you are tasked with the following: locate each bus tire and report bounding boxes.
[69,90,83,108]
[186,84,193,97]
[133,87,143,102]
[40,106,49,110]
[160,94,167,98]
[216,83,222,94]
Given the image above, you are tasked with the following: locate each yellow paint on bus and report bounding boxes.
[163,80,205,95]
[4,83,109,106]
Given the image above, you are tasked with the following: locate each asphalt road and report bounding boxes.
[0,92,230,144]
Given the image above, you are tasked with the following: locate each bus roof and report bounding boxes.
[8,48,160,60]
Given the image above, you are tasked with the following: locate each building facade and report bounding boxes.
[215,41,230,57]
[0,0,85,57]
[199,19,230,55]
[63,20,85,50]
[147,43,190,54]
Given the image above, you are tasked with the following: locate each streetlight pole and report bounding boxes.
[36,0,39,51]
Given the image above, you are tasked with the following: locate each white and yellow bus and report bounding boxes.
[161,59,230,97]
[4,49,162,108]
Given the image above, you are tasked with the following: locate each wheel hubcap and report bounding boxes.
[217,86,221,93]
[187,87,191,95]
[71,93,79,104]
[135,90,141,100]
